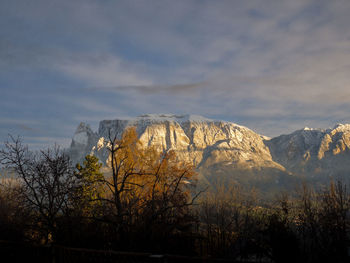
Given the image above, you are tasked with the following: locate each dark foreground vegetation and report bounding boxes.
[0,128,350,262]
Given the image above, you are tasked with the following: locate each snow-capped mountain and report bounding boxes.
[69,114,350,190]
[266,124,350,178]
[70,114,282,168]
[69,114,287,190]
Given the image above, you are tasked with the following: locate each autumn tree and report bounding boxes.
[138,149,200,251]
[101,127,147,230]
[100,127,200,250]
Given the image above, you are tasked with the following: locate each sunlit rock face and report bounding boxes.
[69,114,286,186]
[266,124,350,178]
[69,116,350,192]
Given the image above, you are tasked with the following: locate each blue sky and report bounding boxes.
[1,0,350,149]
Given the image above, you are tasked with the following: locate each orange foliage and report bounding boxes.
[105,127,197,222]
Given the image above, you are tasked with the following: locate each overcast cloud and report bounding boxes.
[1,0,350,148]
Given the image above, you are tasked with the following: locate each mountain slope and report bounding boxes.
[70,115,350,193]
[266,124,350,179]
[69,114,288,191]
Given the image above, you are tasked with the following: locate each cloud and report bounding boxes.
[1,0,350,146]
[56,53,154,87]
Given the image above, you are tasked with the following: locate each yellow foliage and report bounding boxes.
[106,127,197,218]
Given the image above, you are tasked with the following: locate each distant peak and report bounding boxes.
[75,122,92,134]
[291,127,323,136]
[333,123,344,128]
[301,127,325,132]
[332,123,350,131]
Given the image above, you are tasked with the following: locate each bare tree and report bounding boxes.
[93,127,202,249]
[0,136,78,244]
[318,180,350,261]
[99,127,147,228]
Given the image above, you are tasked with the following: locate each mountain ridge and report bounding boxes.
[69,114,350,192]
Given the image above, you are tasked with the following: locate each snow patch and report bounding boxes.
[135,114,213,122]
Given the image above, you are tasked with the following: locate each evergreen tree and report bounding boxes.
[75,155,104,216]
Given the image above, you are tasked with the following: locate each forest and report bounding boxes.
[0,128,349,263]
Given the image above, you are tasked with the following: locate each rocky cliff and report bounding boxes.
[70,115,350,191]
[69,114,288,190]
[266,124,350,179]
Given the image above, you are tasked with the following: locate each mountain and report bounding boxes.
[266,124,350,180]
[69,114,350,193]
[69,114,290,193]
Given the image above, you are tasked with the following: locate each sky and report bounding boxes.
[1,0,350,149]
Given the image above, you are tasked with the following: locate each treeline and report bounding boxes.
[198,181,350,262]
[0,129,350,263]
[0,128,200,255]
